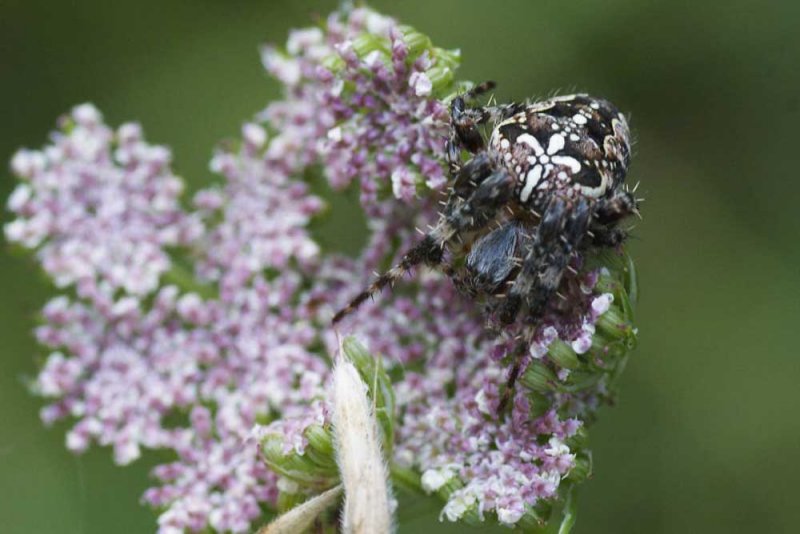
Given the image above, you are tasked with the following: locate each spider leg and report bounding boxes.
[496,201,592,411]
[446,81,522,175]
[595,188,638,225]
[450,93,488,153]
[464,221,526,295]
[450,152,494,202]
[589,188,639,247]
[492,201,590,410]
[332,166,515,324]
[461,80,521,123]
[442,262,474,297]
[481,102,525,124]
[497,197,591,325]
[464,80,496,100]
[445,132,464,176]
[498,340,529,413]
[449,81,520,154]
[528,198,592,313]
[496,197,566,324]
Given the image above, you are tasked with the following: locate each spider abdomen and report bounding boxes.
[489,94,630,204]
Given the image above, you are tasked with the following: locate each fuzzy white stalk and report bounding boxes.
[333,349,393,534]
[257,485,343,534]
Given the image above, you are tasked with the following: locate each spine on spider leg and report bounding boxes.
[332,235,442,324]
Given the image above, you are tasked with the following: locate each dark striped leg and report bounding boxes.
[332,168,516,324]
[595,188,638,225]
[497,197,591,325]
[589,189,638,247]
[498,340,529,413]
[589,225,627,248]
[494,200,592,411]
[331,235,444,324]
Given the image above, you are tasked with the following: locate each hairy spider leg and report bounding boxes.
[497,340,530,413]
[596,188,638,224]
[446,85,492,174]
[495,199,592,411]
[445,81,522,175]
[332,167,516,324]
[529,198,592,312]
[496,197,565,325]
[589,189,639,247]
[497,197,592,325]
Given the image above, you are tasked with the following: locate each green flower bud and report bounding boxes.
[548,339,580,369]
[302,425,338,474]
[561,369,602,393]
[321,53,346,73]
[435,475,464,501]
[567,454,593,483]
[596,306,631,340]
[527,390,553,419]
[521,360,558,393]
[594,271,621,295]
[305,424,334,454]
[425,66,455,94]
[352,32,389,58]
[277,487,304,513]
[433,47,461,70]
[515,504,550,532]
[460,502,483,526]
[398,25,432,59]
[565,426,589,450]
[261,435,337,487]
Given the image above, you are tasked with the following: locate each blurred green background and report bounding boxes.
[1,0,798,532]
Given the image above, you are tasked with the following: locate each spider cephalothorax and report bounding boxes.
[332,82,639,329]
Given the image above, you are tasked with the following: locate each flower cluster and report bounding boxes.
[260,7,459,213]
[6,6,639,533]
[6,106,201,297]
[12,107,330,532]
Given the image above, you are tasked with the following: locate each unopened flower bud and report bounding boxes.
[596,306,631,340]
[521,360,558,393]
[398,26,432,59]
[352,33,388,58]
[567,454,593,483]
[548,339,580,369]
[425,66,454,94]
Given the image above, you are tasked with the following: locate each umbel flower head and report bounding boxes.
[5,6,639,533]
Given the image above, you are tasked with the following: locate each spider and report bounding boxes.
[332,82,639,404]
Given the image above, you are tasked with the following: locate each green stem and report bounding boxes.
[390,463,424,495]
[557,487,578,534]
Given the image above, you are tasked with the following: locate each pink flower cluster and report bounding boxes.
[10,105,329,532]
[6,7,635,532]
[6,105,201,297]
[260,7,455,213]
